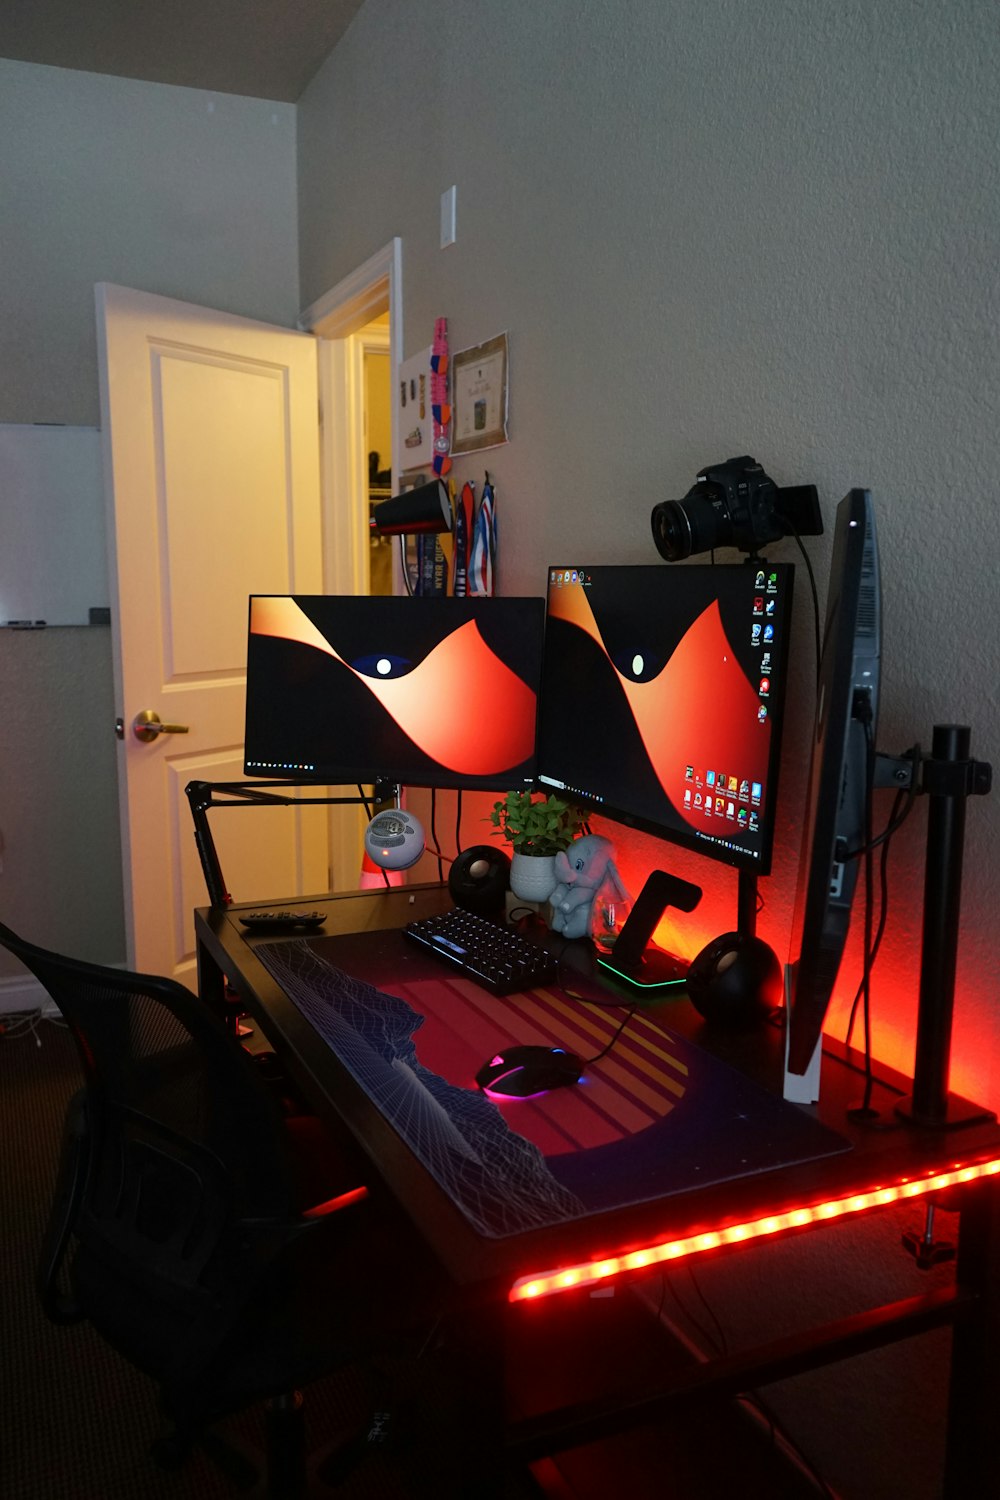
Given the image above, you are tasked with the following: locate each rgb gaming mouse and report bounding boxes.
[476,1045,584,1098]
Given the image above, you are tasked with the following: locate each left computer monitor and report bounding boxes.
[243,594,545,790]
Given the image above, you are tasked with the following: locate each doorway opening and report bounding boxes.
[300,240,402,886]
[364,322,393,595]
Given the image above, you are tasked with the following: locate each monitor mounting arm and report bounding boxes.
[185,778,399,909]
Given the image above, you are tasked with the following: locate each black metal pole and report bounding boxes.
[737,870,758,938]
[899,726,971,1128]
[894,726,993,1130]
[186,782,232,908]
[911,725,969,1124]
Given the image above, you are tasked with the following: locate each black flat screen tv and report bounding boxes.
[534,562,794,876]
[243,595,545,791]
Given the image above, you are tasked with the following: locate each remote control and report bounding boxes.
[238,910,327,931]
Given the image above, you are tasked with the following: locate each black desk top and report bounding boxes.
[196,885,1000,1297]
[251,927,850,1240]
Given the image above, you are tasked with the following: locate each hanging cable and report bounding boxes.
[843,743,921,860]
[847,713,879,1120]
[399,536,415,596]
[785,523,821,689]
[842,742,922,1051]
[582,1004,638,1065]
[428,789,444,883]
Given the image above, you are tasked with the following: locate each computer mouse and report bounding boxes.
[476,1044,584,1098]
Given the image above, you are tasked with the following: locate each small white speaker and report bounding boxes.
[364,809,425,871]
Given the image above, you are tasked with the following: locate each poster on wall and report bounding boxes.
[452,333,509,455]
[398,345,433,470]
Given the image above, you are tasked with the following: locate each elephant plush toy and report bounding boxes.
[548,834,630,941]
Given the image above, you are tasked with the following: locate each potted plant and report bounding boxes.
[487,791,583,901]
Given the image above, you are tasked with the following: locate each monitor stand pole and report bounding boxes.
[895,724,994,1130]
[737,870,759,939]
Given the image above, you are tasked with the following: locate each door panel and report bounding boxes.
[156,350,296,672]
[97,283,326,982]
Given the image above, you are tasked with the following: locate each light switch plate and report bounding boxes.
[440,185,457,248]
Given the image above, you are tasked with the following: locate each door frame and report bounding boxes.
[300,239,403,887]
[300,239,402,596]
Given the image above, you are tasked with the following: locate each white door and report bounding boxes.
[97,283,328,983]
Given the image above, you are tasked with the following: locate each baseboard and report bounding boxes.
[0,974,58,1018]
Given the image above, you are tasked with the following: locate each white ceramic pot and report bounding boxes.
[509,851,558,903]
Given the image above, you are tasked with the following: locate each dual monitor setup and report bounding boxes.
[236,466,988,1124]
[243,563,790,872]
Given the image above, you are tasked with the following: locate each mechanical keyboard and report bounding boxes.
[402,908,558,995]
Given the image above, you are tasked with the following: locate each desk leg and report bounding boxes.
[944,1178,1000,1496]
[197,938,254,1039]
[196,936,228,1012]
[434,1297,509,1500]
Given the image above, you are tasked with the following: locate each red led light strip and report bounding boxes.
[509,1157,1000,1303]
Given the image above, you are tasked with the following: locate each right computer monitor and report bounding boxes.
[535,562,795,877]
[784,489,882,1082]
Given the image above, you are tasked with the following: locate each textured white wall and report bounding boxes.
[0,59,300,427]
[299,0,1000,1110]
[0,60,300,971]
[0,628,122,974]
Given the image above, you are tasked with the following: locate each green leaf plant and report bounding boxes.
[487,790,583,857]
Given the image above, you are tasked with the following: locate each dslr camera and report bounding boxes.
[651,455,822,561]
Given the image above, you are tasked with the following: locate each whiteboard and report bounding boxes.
[0,424,108,627]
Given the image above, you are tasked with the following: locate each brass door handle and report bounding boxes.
[132,710,190,743]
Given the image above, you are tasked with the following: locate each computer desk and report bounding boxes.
[195,884,1000,1495]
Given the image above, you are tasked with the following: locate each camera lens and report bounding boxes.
[650,500,693,561]
[651,490,730,561]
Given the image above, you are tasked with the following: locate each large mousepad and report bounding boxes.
[254,930,849,1240]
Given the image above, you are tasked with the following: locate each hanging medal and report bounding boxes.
[430,317,452,477]
[453,480,475,596]
[469,473,497,596]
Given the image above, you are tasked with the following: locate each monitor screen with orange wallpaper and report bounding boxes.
[244,594,545,791]
[534,562,794,875]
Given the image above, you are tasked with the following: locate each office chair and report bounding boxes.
[0,919,442,1498]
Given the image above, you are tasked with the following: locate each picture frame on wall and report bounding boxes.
[451,333,509,455]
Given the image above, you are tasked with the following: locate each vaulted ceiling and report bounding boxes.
[0,0,366,102]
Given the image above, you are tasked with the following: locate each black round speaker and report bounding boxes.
[686,931,782,1028]
[448,845,511,914]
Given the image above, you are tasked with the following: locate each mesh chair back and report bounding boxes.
[0,920,302,1382]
